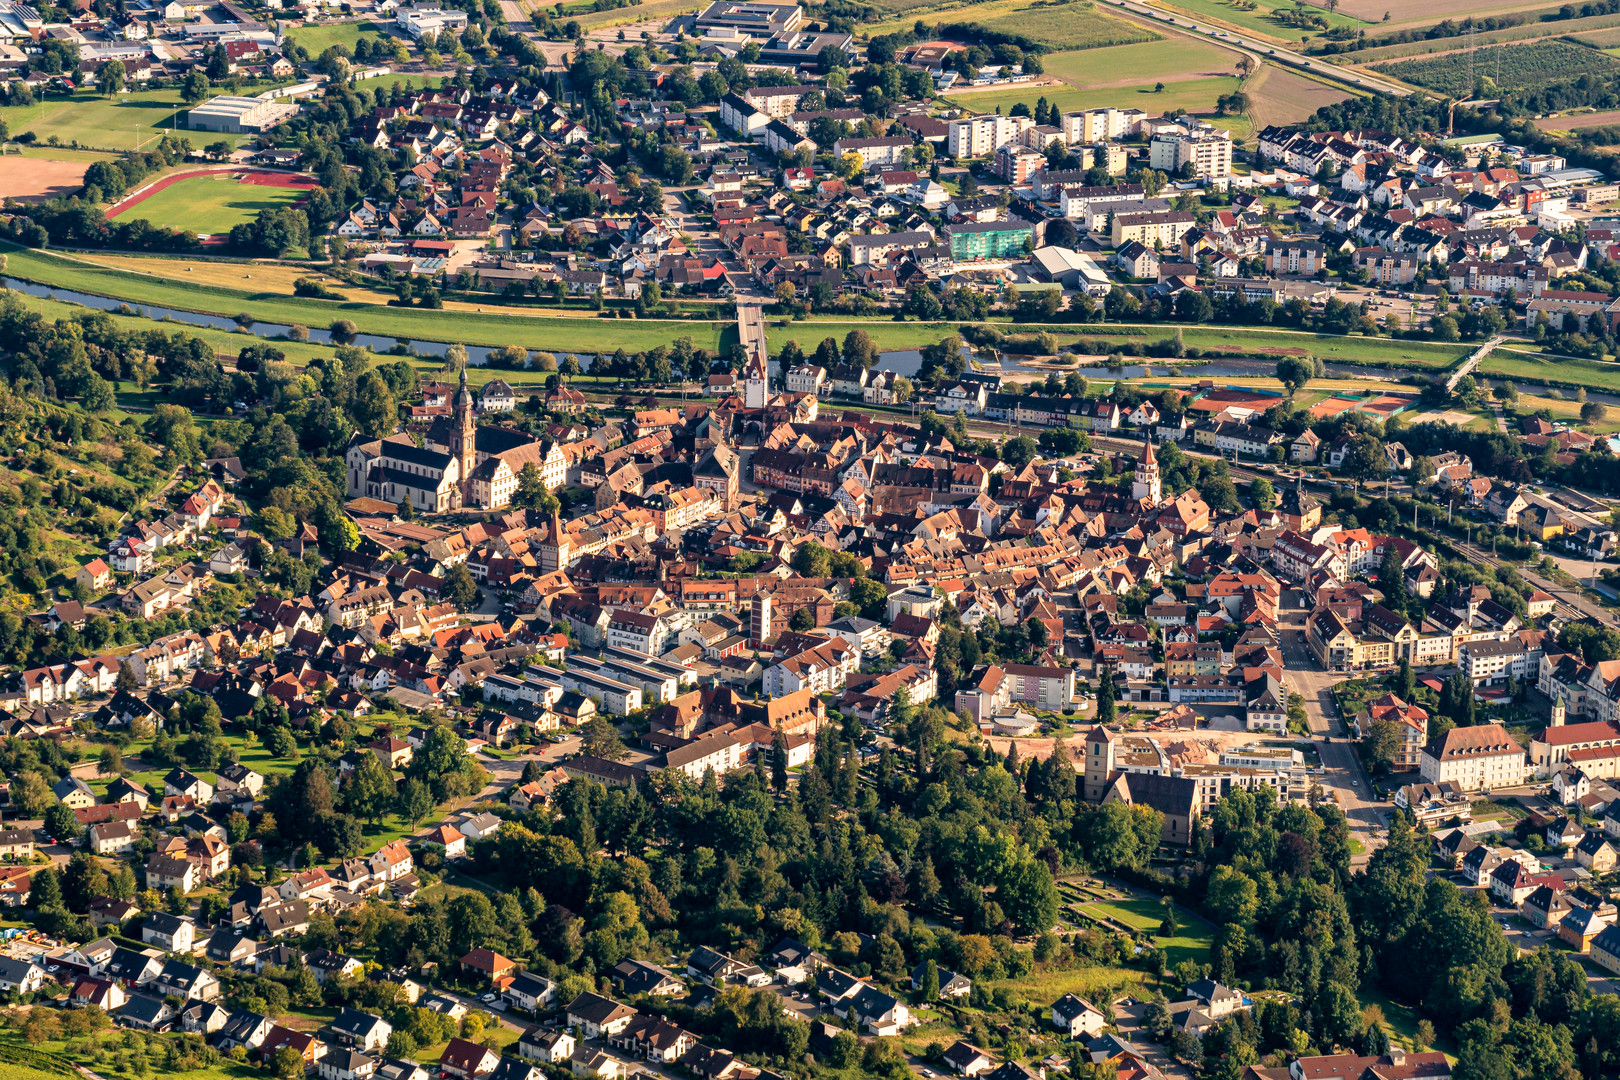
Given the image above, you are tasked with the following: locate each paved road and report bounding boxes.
[497,0,531,28]
[1115,1001,1195,1080]
[737,303,768,366]
[1276,609,1385,863]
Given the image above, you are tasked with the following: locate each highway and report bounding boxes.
[1107,0,1410,97]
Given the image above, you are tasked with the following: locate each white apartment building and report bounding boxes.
[761,638,860,697]
[947,114,1029,158]
[1419,723,1528,791]
[604,612,668,656]
[1060,184,1146,227]
[1460,639,1531,685]
[1148,131,1233,179]
[1059,107,1142,144]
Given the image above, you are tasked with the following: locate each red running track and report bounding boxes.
[106,167,318,221]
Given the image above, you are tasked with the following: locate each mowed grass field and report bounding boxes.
[0,86,270,152]
[13,290,350,368]
[286,19,395,54]
[950,75,1252,140]
[789,320,1470,367]
[1154,0,1366,39]
[863,0,1158,44]
[1480,349,1620,391]
[1081,898,1213,968]
[117,172,310,233]
[1041,36,1235,87]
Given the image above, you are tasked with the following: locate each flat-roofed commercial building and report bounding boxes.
[187,95,298,134]
[695,0,801,35]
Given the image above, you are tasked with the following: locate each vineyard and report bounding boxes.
[0,1043,76,1077]
[1372,39,1620,94]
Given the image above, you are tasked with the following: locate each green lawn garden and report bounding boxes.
[1079,898,1213,968]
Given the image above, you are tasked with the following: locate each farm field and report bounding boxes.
[1041,36,1235,88]
[1153,0,1367,40]
[575,0,699,28]
[1247,64,1356,128]
[286,19,394,54]
[0,86,273,153]
[1534,106,1620,130]
[1373,39,1619,93]
[1574,23,1620,45]
[1338,10,1620,62]
[947,75,1251,139]
[0,147,115,202]
[110,171,311,233]
[1342,0,1575,23]
[971,0,1160,49]
[0,241,734,355]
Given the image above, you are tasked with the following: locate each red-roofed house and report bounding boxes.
[459,948,516,982]
[440,1039,498,1080]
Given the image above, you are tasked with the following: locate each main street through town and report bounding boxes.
[1276,601,1387,864]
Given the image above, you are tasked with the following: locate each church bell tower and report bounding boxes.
[452,368,477,503]
[1132,436,1162,504]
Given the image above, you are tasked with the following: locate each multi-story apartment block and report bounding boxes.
[947,114,1029,158]
[945,219,1035,260]
[1148,131,1232,179]
[1267,241,1325,276]
[1111,211,1196,248]
[1059,107,1143,144]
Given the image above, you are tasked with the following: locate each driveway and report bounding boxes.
[1114,1001,1194,1080]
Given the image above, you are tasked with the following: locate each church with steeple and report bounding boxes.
[1132,435,1162,505]
[346,368,567,514]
